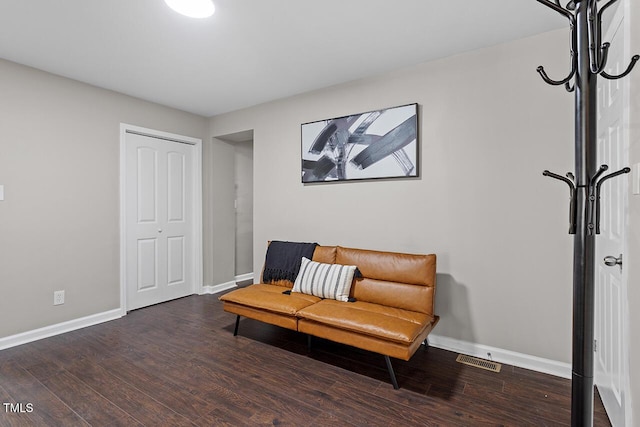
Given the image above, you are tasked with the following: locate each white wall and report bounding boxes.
[0,59,207,338]
[204,138,236,286]
[209,29,576,363]
[234,140,254,276]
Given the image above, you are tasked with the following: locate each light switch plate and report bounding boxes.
[634,164,640,195]
[0,185,4,201]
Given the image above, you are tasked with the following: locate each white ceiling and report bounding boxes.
[0,0,566,117]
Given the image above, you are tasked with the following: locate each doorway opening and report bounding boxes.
[214,130,254,287]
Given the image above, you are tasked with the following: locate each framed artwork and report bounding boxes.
[301,103,418,183]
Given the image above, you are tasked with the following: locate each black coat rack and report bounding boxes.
[535,0,638,426]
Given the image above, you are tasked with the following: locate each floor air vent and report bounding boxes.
[456,354,502,373]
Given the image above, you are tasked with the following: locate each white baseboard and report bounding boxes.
[0,309,122,351]
[1,281,240,351]
[428,334,571,379]
[235,272,254,283]
[200,281,237,295]
[201,274,254,295]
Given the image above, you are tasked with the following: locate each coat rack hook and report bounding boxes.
[535,1,576,87]
[592,166,631,234]
[598,0,622,21]
[590,0,619,69]
[537,65,576,86]
[589,165,608,187]
[595,166,631,191]
[601,55,640,80]
[543,170,577,234]
[543,170,574,187]
[536,0,574,20]
[585,165,608,234]
[589,0,640,80]
[590,42,610,74]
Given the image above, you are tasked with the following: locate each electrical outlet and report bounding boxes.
[53,290,65,306]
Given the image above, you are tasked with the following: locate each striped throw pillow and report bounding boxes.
[292,257,357,302]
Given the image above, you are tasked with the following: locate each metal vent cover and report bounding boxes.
[456,354,502,373]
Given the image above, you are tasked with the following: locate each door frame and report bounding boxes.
[119,123,203,314]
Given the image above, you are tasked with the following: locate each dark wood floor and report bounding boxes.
[0,293,611,426]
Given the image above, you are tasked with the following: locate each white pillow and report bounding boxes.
[292,257,357,302]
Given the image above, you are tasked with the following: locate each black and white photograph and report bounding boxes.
[301,103,418,183]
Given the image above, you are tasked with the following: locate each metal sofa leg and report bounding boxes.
[233,315,240,336]
[384,355,400,390]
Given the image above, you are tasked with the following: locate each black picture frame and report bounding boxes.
[301,103,418,183]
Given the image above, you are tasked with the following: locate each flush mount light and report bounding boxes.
[164,0,215,18]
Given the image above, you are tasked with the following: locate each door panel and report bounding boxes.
[137,238,158,291]
[167,236,185,285]
[167,151,185,222]
[137,147,157,223]
[595,5,630,425]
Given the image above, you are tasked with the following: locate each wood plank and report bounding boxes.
[35,370,143,427]
[113,344,296,425]
[65,359,197,427]
[99,356,214,421]
[0,384,35,427]
[0,360,89,426]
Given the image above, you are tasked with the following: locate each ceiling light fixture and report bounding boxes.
[164,0,215,18]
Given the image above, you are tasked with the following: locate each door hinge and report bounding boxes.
[594,339,598,353]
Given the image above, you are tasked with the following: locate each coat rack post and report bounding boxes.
[571,2,597,424]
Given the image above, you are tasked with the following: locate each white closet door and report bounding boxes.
[125,132,194,310]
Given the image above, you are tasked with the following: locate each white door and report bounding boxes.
[595,4,631,426]
[124,130,197,310]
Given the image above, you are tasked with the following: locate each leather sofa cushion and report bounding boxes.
[219,284,320,315]
[351,277,435,316]
[312,245,337,264]
[336,246,436,287]
[296,299,432,344]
